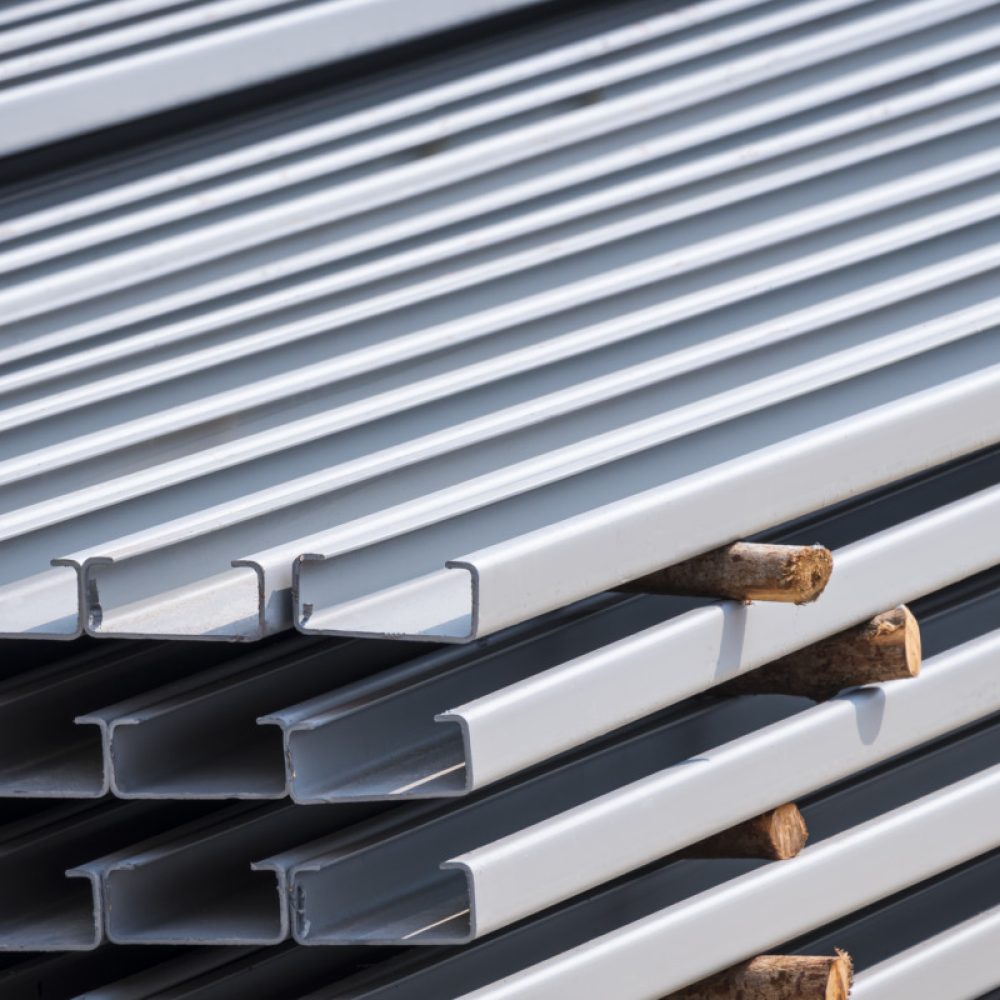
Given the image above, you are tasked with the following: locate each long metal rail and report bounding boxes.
[287,578,1000,943]
[455,763,1000,999]
[0,0,997,641]
[851,904,1000,999]
[276,463,1000,801]
[293,348,1000,642]
[0,0,548,157]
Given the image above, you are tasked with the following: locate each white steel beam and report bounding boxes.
[278,476,1000,800]
[456,763,1000,999]
[851,904,1000,1000]
[289,623,1000,943]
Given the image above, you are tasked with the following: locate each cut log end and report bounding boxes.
[766,802,810,860]
[620,543,833,604]
[683,804,808,861]
[870,605,921,680]
[829,949,854,1000]
[722,604,922,701]
[668,952,853,999]
[770,543,835,605]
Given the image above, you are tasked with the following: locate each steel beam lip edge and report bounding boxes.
[0,0,989,333]
[8,99,1000,458]
[0,0,548,159]
[850,902,1000,1000]
[45,301,999,640]
[275,477,1000,802]
[292,359,1000,642]
[7,27,1000,404]
[287,622,1000,944]
[454,762,1000,999]
[0,0,866,273]
[3,201,989,640]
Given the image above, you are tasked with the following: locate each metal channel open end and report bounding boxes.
[0,719,108,800]
[104,716,288,801]
[291,859,474,946]
[102,855,287,947]
[0,866,103,953]
[59,556,266,642]
[0,566,83,639]
[294,555,478,642]
[278,712,470,803]
[0,805,107,952]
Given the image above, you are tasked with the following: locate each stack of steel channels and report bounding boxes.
[0,0,998,997]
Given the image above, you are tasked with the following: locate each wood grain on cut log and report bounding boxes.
[621,543,833,604]
[667,951,853,1000]
[681,804,808,861]
[724,605,921,701]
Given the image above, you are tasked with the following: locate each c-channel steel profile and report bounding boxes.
[273,476,1000,802]
[286,619,1000,945]
[454,762,1000,1000]
[850,903,1000,1000]
[0,0,973,326]
[72,801,381,946]
[6,0,999,391]
[292,356,1000,642]
[0,0,547,158]
[3,88,989,638]
[44,242,1000,642]
[0,640,252,798]
[8,1,1000,648]
[0,799,203,951]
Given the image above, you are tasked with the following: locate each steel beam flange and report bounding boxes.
[456,762,1000,999]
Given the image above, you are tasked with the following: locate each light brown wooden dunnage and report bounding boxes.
[681,804,808,861]
[667,951,853,1000]
[621,543,833,604]
[724,605,921,702]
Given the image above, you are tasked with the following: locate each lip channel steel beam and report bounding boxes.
[74,800,382,946]
[280,695,803,946]
[279,712,1000,996]
[0,40,997,639]
[272,455,1000,801]
[455,761,1000,1000]
[0,799,206,951]
[0,640,252,797]
[83,635,415,799]
[289,594,1000,944]
[850,904,1000,1000]
[0,0,550,158]
[293,337,1000,642]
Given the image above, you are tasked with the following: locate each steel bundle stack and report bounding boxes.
[0,1,997,998]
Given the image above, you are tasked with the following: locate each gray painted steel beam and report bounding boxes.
[0,0,548,157]
[274,469,1000,801]
[284,714,1000,995]
[851,904,1000,1000]
[0,799,203,951]
[0,1,994,639]
[0,640,248,797]
[278,696,801,945]
[83,636,412,799]
[294,342,1000,642]
[456,763,1000,999]
[289,608,1000,943]
[74,800,379,945]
